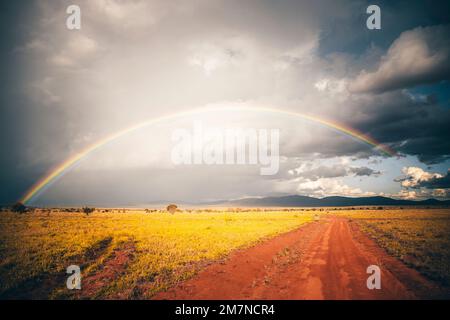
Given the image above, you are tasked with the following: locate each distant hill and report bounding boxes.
[221,195,450,207]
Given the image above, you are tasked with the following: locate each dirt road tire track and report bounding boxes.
[154,217,446,300]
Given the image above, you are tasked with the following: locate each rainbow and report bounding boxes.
[20,106,396,204]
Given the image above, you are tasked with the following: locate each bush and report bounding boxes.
[82,207,95,216]
[11,202,27,213]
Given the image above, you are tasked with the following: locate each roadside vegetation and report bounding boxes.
[338,209,450,287]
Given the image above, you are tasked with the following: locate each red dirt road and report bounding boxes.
[155,217,445,300]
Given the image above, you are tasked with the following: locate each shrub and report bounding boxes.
[82,207,95,216]
[11,202,27,213]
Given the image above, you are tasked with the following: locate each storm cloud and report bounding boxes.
[1,0,450,205]
[349,25,450,94]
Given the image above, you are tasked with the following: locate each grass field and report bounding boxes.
[337,209,450,287]
[1,208,449,299]
[0,209,314,299]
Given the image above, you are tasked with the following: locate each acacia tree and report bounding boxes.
[166,204,178,214]
[82,207,95,216]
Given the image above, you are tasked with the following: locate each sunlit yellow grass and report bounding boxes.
[337,209,450,286]
[0,210,314,299]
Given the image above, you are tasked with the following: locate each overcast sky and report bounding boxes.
[1,0,450,206]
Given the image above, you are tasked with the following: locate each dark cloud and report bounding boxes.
[419,170,450,189]
[293,164,379,181]
[348,166,380,177]
[1,0,450,205]
[342,91,450,164]
[349,25,450,93]
[283,88,450,164]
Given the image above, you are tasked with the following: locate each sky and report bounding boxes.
[0,0,449,206]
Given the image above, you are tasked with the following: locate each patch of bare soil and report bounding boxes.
[75,241,136,299]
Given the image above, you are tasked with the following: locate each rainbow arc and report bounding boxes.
[20,106,396,204]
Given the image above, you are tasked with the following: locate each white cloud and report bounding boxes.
[398,166,442,188]
[188,41,241,76]
[394,187,450,200]
[393,166,450,200]
[395,189,421,200]
[314,78,348,95]
[294,178,375,197]
[277,158,378,198]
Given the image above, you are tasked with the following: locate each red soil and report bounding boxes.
[78,241,135,299]
[154,217,446,300]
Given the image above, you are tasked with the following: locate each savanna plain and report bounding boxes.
[0,207,449,299]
